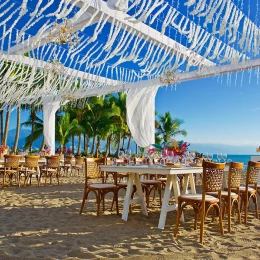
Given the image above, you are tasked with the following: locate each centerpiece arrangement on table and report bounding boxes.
[150,139,190,165]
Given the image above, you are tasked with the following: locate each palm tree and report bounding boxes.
[55,112,85,152]
[108,92,128,156]
[156,111,187,142]
[22,115,44,150]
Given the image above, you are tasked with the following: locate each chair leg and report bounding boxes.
[217,205,224,235]
[227,199,232,233]
[97,190,101,217]
[253,195,259,219]
[174,199,182,237]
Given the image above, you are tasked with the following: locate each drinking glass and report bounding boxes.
[203,152,208,161]
[217,153,222,163]
[125,149,131,164]
[222,153,227,162]
[208,153,213,161]
[118,151,124,160]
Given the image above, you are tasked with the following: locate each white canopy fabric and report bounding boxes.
[126,84,159,149]
[43,101,60,155]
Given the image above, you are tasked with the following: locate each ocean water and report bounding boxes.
[212,154,257,165]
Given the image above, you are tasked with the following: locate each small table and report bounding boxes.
[100,165,202,229]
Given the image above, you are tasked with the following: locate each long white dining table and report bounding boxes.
[100,164,203,229]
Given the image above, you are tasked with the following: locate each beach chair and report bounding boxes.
[174,161,225,244]
[39,156,61,185]
[19,155,40,187]
[239,161,260,224]
[2,155,21,187]
[79,157,119,217]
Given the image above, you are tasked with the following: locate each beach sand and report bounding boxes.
[0,175,259,259]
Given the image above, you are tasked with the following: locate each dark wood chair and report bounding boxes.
[174,161,225,244]
[79,158,119,217]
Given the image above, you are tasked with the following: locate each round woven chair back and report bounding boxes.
[202,161,225,192]
[25,155,40,168]
[46,156,60,168]
[64,155,74,164]
[228,162,243,188]
[247,161,260,184]
[75,156,84,165]
[85,158,106,179]
[4,154,21,168]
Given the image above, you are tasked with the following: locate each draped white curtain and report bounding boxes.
[43,101,60,155]
[126,85,160,150]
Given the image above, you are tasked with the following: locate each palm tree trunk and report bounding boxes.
[2,104,11,146]
[105,136,109,157]
[12,106,21,153]
[95,136,101,158]
[116,133,121,157]
[77,134,81,155]
[29,113,36,152]
[121,136,125,149]
[83,134,86,150]
[127,133,132,150]
[40,137,45,150]
[72,135,74,154]
[108,135,111,155]
[91,135,96,155]
[0,109,4,144]
[85,135,89,153]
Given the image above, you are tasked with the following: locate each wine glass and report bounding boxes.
[118,151,124,161]
[217,153,222,163]
[222,153,227,162]
[125,149,131,164]
[208,153,213,161]
[203,152,208,161]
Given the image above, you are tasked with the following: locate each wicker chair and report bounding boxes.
[60,155,74,176]
[19,155,40,187]
[79,158,119,217]
[2,155,21,187]
[39,156,61,185]
[207,162,243,232]
[240,161,260,224]
[72,156,84,176]
[174,161,225,244]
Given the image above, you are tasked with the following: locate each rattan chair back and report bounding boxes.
[75,156,84,166]
[246,161,260,185]
[4,154,21,168]
[46,156,60,168]
[85,158,106,180]
[202,161,225,193]
[228,162,243,188]
[64,155,74,164]
[25,155,40,168]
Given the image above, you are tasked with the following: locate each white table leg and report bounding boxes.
[158,175,174,229]
[122,172,135,221]
[182,174,190,194]
[134,173,148,216]
[189,173,196,194]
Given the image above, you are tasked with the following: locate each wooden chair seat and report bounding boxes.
[207,191,239,199]
[40,168,56,173]
[234,186,255,193]
[89,183,117,189]
[141,180,161,185]
[179,194,219,203]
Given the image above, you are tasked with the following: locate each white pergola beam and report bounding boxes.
[9,0,214,67]
[0,53,120,86]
